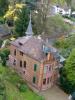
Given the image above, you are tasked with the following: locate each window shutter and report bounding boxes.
[34,64,37,71]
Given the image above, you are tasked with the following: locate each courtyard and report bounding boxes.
[41,85,68,100]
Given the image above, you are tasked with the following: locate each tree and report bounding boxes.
[54,34,75,58]
[32,0,50,35]
[65,0,72,8]
[0,49,10,66]
[65,0,75,16]
[4,4,25,27]
[0,0,9,16]
[60,49,75,93]
[50,0,66,6]
[33,12,71,36]
[14,6,29,37]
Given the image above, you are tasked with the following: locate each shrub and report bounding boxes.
[0,17,5,24]
[0,48,10,66]
[18,82,27,92]
[6,70,21,85]
[40,96,45,100]
[0,80,5,95]
[0,40,3,47]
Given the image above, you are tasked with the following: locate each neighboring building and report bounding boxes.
[0,24,11,39]
[9,36,60,90]
[50,5,71,16]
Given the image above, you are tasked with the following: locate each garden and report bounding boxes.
[0,63,44,100]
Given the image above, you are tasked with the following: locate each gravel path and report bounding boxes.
[41,86,68,100]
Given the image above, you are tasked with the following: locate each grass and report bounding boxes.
[0,63,44,100]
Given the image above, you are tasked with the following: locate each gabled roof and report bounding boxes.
[11,36,63,62]
[11,36,45,61]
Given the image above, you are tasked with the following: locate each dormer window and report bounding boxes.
[20,51,23,56]
[19,42,23,46]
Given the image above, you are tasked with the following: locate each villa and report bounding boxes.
[8,14,61,91]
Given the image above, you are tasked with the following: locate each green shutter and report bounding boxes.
[33,77,36,83]
[34,64,37,71]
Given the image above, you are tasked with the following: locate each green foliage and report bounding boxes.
[60,49,75,93]
[50,0,66,6]
[0,17,5,24]
[0,40,3,48]
[33,14,71,36]
[54,34,75,58]
[18,82,27,92]
[14,6,29,37]
[4,4,25,27]
[0,48,10,66]
[46,15,72,35]
[0,79,6,100]
[5,68,27,92]
[0,0,9,16]
[40,96,45,100]
[6,69,22,85]
[0,63,42,100]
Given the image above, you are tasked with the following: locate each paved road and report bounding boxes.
[41,86,68,100]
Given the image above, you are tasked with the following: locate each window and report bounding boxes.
[13,59,16,65]
[19,42,23,46]
[24,61,26,68]
[43,78,46,85]
[20,60,22,67]
[14,49,16,56]
[33,76,36,83]
[34,64,37,71]
[20,51,23,56]
[47,78,49,84]
[23,71,25,74]
[46,53,48,56]
[44,66,48,73]
[50,77,52,82]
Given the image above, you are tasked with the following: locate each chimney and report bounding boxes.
[47,53,51,61]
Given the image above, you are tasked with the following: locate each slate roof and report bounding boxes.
[11,36,65,62]
[11,36,45,61]
[25,14,34,36]
[0,24,10,38]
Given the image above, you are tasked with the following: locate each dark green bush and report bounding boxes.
[40,96,45,100]
[18,83,27,92]
[0,17,5,24]
[0,40,3,47]
[0,48,10,66]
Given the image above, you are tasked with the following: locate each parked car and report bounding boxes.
[68,92,75,100]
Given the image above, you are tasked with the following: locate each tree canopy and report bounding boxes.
[60,49,75,93]
[14,6,29,37]
[0,0,9,16]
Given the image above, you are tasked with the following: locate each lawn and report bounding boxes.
[0,63,44,100]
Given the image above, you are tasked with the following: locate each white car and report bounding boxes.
[68,95,72,100]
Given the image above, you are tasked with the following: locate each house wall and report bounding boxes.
[9,44,59,91]
[9,44,41,89]
[41,55,59,90]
